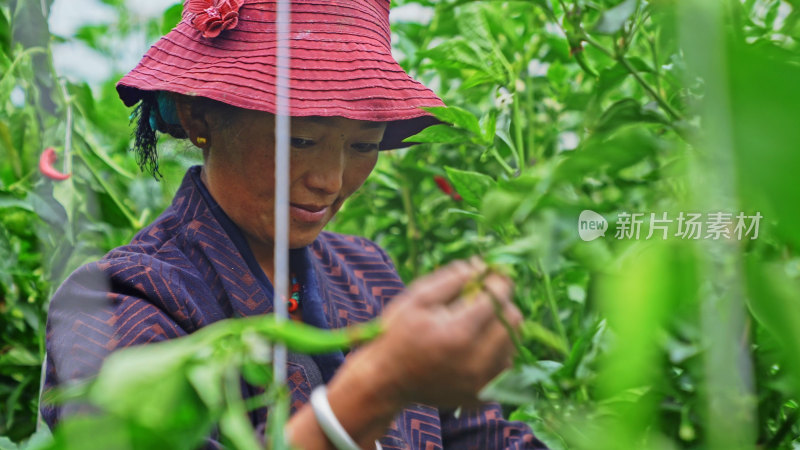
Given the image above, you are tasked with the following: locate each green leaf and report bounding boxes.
[443,166,496,209]
[74,25,110,53]
[726,41,800,249]
[186,362,226,411]
[0,194,32,211]
[461,71,498,90]
[593,0,639,35]
[481,110,497,143]
[161,3,184,35]
[455,3,492,48]
[597,58,654,99]
[0,347,39,366]
[403,124,471,144]
[0,9,11,59]
[422,106,482,136]
[266,387,292,450]
[67,82,97,124]
[479,362,563,405]
[26,190,68,230]
[481,189,522,227]
[240,359,272,387]
[421,38,505,83]
[593,98,668,134]
[0,436,19,450]
[422,39,481,70]
[597,63,629,97]
[555,126,659,182]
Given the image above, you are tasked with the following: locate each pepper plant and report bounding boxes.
[2,0,800,449]
[336,0,800,448]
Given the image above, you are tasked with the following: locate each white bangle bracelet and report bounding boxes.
[309,385,384,450]
[310,385,361,450]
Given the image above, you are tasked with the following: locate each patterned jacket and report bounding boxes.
[42,166,546,449]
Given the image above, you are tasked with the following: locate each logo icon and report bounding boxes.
[578,210,608,241]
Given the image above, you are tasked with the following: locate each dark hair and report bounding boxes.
[131,93,242,179]
[130,92,188,179]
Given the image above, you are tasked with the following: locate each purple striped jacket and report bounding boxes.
[42,166,546,449]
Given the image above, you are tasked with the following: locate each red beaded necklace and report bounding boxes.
[287,274,301,313]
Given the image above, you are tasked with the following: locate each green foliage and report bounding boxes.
[334,0,800,448]
[1,0,800,448]
[0,0,195,442]
[31,318,381,450]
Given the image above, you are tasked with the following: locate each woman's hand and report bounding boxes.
[366,258,523,408]
[287,259,523,449]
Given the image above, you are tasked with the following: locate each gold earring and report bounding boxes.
[196,137,207,145]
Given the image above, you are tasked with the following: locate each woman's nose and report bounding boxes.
[305,147,345,195]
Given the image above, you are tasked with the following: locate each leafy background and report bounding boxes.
[2,0,800,448]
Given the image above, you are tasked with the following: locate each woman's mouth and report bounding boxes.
[290,203,329,223]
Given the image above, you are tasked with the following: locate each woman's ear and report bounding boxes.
[173,94,211,149]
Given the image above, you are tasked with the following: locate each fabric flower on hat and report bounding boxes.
[186,0,244,39]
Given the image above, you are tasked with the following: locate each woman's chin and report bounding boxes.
[288,227,326,249]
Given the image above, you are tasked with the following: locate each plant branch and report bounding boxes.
[58,80,73,175]
[617,54,683,122]
[490,147,516,176]
[511,92,526,168]
[647,32,663,98]
[537,260,569,348]
[399,170,420,278]
[580,31,684,122]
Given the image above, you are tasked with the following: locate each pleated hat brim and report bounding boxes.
[116,0,444,149]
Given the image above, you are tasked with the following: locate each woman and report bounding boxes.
[42,0,546,448]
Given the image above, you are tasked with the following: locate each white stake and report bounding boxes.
[273,0,291,386]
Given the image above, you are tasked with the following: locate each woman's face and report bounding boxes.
[201,110,385,255]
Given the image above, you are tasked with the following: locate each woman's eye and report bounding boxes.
[291,138,315,148]
[351,143,380,153]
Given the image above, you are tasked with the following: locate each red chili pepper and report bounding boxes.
[39,147,71,181]
[433,175,462,201]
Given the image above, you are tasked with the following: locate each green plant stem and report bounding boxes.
[573,49,599,78]
[73,130,136,180]
[74,147,142,229]
[0,47,46,179]
[490,286,529,361]
[490,147,516,176]
[539,261,569,349]
[556,0,569,17]
[579,32,614,58]
[265,385,292,450]
[647,33,663,98]
[525,87,537,161]
[0,122,23,179]
[58,80,73,175]
[6,168,36,192]
[511,94,526,170]
[580,31,683,122]
[466,267,532,361]
[399,173,419,278]
[222,368,261,450]
[617,55,683,122]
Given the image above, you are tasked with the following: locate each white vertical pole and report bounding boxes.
[273,0,291,385]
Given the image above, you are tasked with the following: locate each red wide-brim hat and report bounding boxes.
[116,0,444,149]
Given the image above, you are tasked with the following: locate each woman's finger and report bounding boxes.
[405,259,480,306]
[480,273,513,305]
[478,317,519,367]
[453,291,497,334]
[453,272,515,327]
